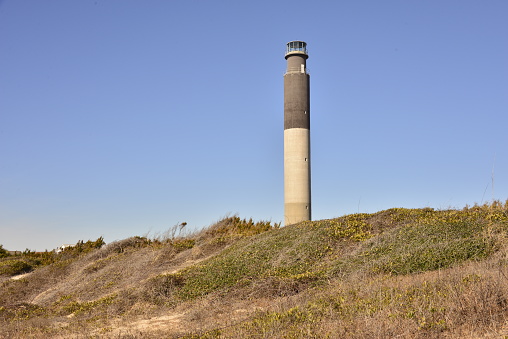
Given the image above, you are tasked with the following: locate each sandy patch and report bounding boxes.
[10,272,33,280]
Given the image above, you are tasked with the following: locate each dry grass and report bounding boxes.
[1,204,508,338]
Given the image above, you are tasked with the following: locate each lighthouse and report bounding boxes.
[284,41,311,225]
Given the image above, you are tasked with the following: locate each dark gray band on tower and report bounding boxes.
[284,73,310,130]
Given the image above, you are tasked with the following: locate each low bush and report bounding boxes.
[0,259,34,276]
[0,244,9,258]
[144,273,185,304]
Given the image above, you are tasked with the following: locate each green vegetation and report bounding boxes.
[1,203,508,338]
[331,206,504,276]
[0,244,9,258]
[0,259,33,276]
[0,237,106,277]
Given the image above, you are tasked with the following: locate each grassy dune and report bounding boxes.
[1,202,508,338]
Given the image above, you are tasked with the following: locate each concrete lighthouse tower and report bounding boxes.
[284,41,311,225]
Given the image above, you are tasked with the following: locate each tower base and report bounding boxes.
[285,202,311,225]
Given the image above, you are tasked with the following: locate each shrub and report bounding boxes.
[171,238,196,251]
[65,237,106,254]
[0,259,33,276]
[63,294,118,315]
[0,244,9,258]
[204,216,280,239]
[144,273,185,304]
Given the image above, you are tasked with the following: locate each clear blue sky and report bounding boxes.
[1,1,507,251]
